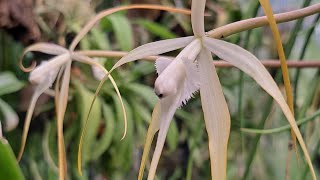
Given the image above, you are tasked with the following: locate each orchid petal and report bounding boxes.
[110,36,194,73]
[84,37,196,140]
[29,54,70,84]
[154,39,201,106]
[191,0,206,37]
[155,57,173,74]
[23,43,68,55]
[19,43,68,72]
[203,37,315,176]
[17,65,59,161]
[198,48,230,180]
[138,101,161,180]
[147,41,201,179]
[180,57,200,105]
[56,62,71,179]
[148,92,183,180]
[156,57,199,106]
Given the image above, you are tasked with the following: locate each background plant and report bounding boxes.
[0,0,320,179]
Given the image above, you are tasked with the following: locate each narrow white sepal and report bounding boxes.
[203,37,314,173]
[191,0,206,37]
[198,48,230,180]
[110,36,195,72]
[29,54,69,85]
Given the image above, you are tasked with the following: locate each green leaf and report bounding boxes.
[75,82,101,165]
[108,14,133,51]
[0,72,25,96]
[167,120,179,152]
[136,19,177,39]
[109,93,133,170]
[0,98,19,131]
[0,138,25,180]
[126,83,157,108]
[92,103,114,160]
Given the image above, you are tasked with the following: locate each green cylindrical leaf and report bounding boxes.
[0,138,25,180]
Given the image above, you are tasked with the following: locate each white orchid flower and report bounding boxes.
[18,43,127,180]
[88,0,315,179]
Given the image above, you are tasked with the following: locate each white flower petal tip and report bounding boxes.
[203,37,315,177]
[191,0,206,37]
[198,48,230,180]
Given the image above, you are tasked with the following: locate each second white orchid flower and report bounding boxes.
[89,0,315,179]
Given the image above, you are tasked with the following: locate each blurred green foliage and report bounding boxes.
[0,0,320,179]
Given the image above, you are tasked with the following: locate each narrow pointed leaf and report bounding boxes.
[203,37,316,179]
[198,48,230,180]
